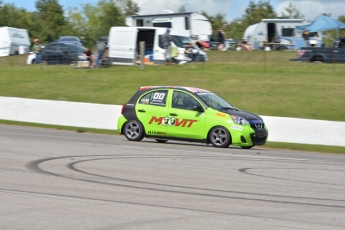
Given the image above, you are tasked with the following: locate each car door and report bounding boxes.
[135,90,169,136]
[43,44,58,63]
[108,27,137,65]
[336,39,345,62]
[166,90,206,139]
[56,43,70,64]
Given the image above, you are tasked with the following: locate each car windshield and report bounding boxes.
[197,92,235,110]
[67,45,84,53]
[171,35,192,48]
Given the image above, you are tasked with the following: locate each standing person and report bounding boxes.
[162,28,172,65]
[32,38,42,64]
[216,28,225,50]
[302,28,310,47]
[96,37,106,62]
[83,48,95,68]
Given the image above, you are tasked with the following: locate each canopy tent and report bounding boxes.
[296,15,345,32]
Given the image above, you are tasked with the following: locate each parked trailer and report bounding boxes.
[126,12,212,41]
[243,19,322,50]
[0,26,31,57]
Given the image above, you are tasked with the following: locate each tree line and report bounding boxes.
[0,0,139,47]
[1,0,344,48]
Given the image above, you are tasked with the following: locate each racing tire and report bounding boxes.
[124,120,144,141]
[155,139,168,143]
[209,126,231,148]
[241,146,254,149]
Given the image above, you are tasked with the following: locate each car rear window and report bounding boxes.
[139,90,168,107]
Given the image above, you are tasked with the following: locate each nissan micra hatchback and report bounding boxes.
[117,86,268,149]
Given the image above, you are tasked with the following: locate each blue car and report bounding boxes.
[56,36,83,46]
[40,42,85,65]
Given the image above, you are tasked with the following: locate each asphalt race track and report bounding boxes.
[1,124,345,230]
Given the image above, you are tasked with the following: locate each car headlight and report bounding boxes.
[230,115,249,126]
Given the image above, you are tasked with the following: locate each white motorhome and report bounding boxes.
[0,26,31,57]
[243,19,322,50]
[126,12,212,41]
[108,26,194,65]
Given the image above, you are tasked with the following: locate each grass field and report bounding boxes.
[1,51,344,153]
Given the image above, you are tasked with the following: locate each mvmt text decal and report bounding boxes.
[149,116,197,127]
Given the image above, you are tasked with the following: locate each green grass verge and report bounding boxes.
[1,120,344,154]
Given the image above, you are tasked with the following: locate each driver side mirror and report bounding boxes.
[193,105,204,112]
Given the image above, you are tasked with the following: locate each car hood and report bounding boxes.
[218,109,263,122]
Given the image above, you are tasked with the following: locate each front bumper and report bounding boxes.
[230,125,268,147]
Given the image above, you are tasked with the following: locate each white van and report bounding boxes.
[108,27,192,65]
[0,26,31,57]
[126,12,212,41]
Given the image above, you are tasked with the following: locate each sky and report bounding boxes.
[3,0,344,22]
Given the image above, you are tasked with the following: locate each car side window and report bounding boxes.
[46,44,58,51]
[59,44,69,52]
[172,91,201,111]
[139,90,168,107]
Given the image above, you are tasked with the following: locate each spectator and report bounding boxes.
[83,48,95,68]
[239,38,252,51]
[184,42,200,62]
[32,38,42,64]
[302,28,310,47]
[96,37,106,62]
[162,28,172,65]
[216,29,225,50]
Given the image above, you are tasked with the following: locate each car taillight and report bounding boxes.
[298,49,308,57]
[121,105,125,114]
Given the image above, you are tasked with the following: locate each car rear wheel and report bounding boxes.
[124,121,144,141]
[155,139,168,143]
[209,126,231,148]
[241,146,254,149]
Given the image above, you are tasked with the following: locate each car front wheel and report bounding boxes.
[209,126,231,148]
[124,121,144,141]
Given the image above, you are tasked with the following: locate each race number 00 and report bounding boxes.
[153,93,165,100]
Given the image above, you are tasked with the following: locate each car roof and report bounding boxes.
[139,86,210,94]
[59,36,79,39]
[46,42,82,46]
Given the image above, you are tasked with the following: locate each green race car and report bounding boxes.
[117,86,268,149]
